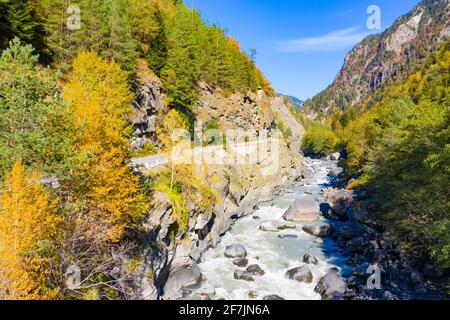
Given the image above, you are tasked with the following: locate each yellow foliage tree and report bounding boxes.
[157,108,190,152]
[0,162,61,300]
[64,52,147,243]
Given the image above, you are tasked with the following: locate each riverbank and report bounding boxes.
[183,158,349,300]
[181,158,448,300]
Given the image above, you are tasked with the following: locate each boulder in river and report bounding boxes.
[277,222,296,230]
[303,254,319,265]
[233,258,249,268]
[320,203,348,221]
[225,244,247,258]
[246,264,265,276]
[314,272,348,299]
[163,264,203,300]
[330,152,341,161]
[302,224,332,237]
[283,196,321,222]
[234,270,254,282]
[263,295,285,300]
[278,234,298,239]
[286,266,314,283]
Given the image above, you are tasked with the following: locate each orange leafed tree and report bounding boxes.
[63,52,147,243]
[0,162,61,300]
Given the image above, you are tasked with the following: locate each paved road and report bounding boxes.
[131,139,284,170]
[131,154,169,170]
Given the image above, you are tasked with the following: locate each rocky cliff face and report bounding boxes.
[130,60,165,151]
[129,72,307,300]
[302,0,450,117]
[270,96,305,139]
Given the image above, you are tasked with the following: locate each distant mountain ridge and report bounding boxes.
[302,0,450,118]
[283,95,304,109]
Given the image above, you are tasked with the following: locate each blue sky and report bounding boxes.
[186,0,422,100]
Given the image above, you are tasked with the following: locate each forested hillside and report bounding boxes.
[340,43,449,271]
[0,0,279,300]
[0,0,273,108]
[301,26,449,292]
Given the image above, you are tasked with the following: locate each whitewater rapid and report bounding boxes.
[184,159,350,300]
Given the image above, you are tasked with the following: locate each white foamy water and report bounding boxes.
[184,160,350,300]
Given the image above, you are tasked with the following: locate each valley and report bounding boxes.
[0,0,448,301]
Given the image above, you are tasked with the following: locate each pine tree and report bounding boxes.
[146,8,168,76]
[105,0,138,73]
[0,38,72,179]
[42,0,138,73]
[0,0,46,55]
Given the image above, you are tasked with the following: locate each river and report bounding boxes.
[184,159,351,300]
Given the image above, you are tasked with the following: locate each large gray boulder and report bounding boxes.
[302,224,332,237]
[283,196,321,222]
[314,272,348,299]
[163,264,202,300]
[234,270,254,282]
[246,264,265,276]
[225,244,247,259]
[233,258,249,268]
[286,266,313,283]
[277,222,296,230]
[330,152,341,161]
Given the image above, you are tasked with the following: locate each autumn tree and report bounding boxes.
[330,43,450,279]
[0,161,61,300]
[64,51,147,243]
[302,125,338,157]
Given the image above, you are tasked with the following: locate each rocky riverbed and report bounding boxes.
[181,158,448,300]
[182,159,348,300]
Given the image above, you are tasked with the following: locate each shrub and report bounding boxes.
[302,126,338,157]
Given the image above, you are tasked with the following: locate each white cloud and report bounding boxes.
[278,27,368,53]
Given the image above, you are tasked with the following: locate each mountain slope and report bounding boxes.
[283,95,304,109]
[302,0,450,117]
[270,95,305,140]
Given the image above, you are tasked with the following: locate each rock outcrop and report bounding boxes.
[286,266,314,283]
[302,0,450,117]
[225,244,248,259]
[314,272,348,299]
[302,224,332,237]
[131,60,165,151]
[131,75,306,299]
[283,196,321,222]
